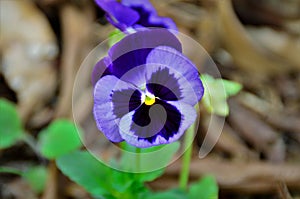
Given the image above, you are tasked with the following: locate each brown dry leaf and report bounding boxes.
[0,0,58,122]
[247,26,300,70]
[228,99,282,161]
[216,0,291,78]
[237,92,300,136]
[1,178,38,199]
[153,0,202,29]
[160,157,300,194]
[55,2,95,118]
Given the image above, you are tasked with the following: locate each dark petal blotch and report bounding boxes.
[146,67,181,101]
[131,99,181,143]
[112,88,142,118]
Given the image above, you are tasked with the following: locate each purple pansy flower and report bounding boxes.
[92,29,203,148]
[95,0,177,32]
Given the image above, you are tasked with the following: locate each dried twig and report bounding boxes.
[213,123,257,160]
[277,182,293,199]
[42,161,57,199]
[54,3,94,118]
[217,0,290,77]
[228,99,285,162]
[150,156,300,194]
[237,92,300,136]
[42,3,95,199]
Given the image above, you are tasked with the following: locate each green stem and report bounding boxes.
[0,167,23,176]
[22,133,39,155]
[179,119,196,191]
[135,147,141,172]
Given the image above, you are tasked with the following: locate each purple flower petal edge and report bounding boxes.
[94,75,141,142]
[118,101,196,148]
[91,29,182,87]
[95,0,140,31]
[95,0,177,31]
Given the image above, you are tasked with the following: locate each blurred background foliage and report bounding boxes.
[0,0,300,198]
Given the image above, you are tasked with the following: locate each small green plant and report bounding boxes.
[0,98,82,195]
[0,98,219,198]
[0,163,47,194]
[56,149,219,199]
[38,119,82,159]
[0,99,24,149]
[22,166,48,194]
[200,74,242,116]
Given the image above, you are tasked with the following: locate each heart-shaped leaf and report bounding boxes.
[0,99,24,149]
[56,150,112,196]
[38,119,82,159]
[188,175,218,199]
[23,166,47,194]
[200,74,242,116]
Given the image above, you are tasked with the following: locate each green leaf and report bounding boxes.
[0,167,23,175]
[188,175,219,199]
[222,79,242,97]
[0,166,47,194]
[57,150,149,198]
[108,29,125,47]
[38,119,82,159]
[143,189,187,199]
[23,166,47,194]
[0,99,24,149]
[120,141,180,181]
[200,74,242,116]
[110,172,148,199]
[56,150,112,196]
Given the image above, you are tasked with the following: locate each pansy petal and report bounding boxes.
[146,67,181,101]
[93,75,142,142]
[94,75,121,105]
[119,100,196,148]
[132,99,179,141]
[111,87,142,117]
[122,0,157,27]
[122,0,177,30]
[146,46,204,105]
[122,0,156,13]
[91,56,112,87]
[95,0,139,30]
[92,30,182,88]
[94,102,123,142]
[105,29,181,86]
[147,15,178,30]
[109,29,182,61]
[107,49,152,85]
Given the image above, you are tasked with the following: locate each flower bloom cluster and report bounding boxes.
[92,29,204,147]
[95,0,177,32]
[92,1,203,148]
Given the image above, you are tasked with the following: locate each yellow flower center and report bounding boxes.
[145,95,156,106]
